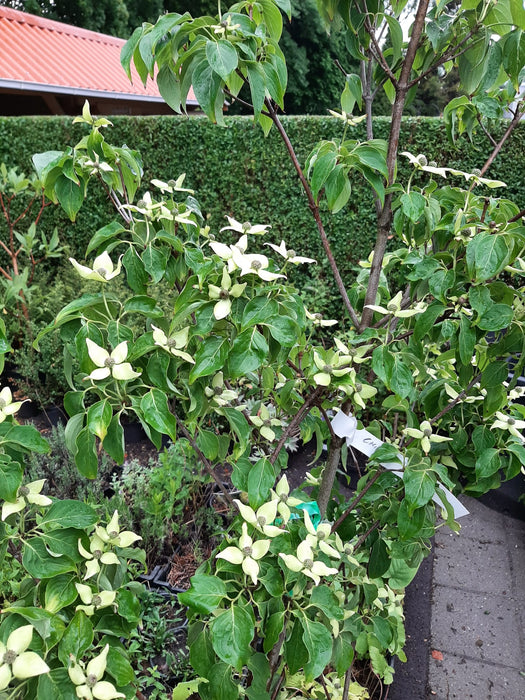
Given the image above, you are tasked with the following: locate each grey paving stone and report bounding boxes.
[433,536,513,594]
[431,584,523,667]
[428,653,525,700]
[440,501,507,544]
[508,540,525,603]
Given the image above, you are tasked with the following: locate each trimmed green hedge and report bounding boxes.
[1,115,524,301]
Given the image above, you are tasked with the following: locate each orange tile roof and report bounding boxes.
[0,6,197,105]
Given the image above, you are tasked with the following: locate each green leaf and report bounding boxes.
[39,528,85,561]
[310,151,338,200]
[200,662,237,700]
[368,537,390,578]
[142,244,167,283]
[310,586,344,620]
[228,328,269,377]
[58,612,94,666]
[332,632,355,676]
[0,424,49,454]
[219,407,250,457]
[190,335,229,382]
[188,622,216,677]
[476,304,513,331]
[140,389,177,441]
[247,457,275,508]
[196,429,219,460]
[389,356,414,399]
[246,62,266,116]
[263,611,285,654]
[206,40,238,80]
[0,457,22,501]
[86,221,126,256]
[124,295,163,317]
[285,618,309,674]
[106,646,135,687]
[468,232,511,282]
[103,414,125,465]
[401,192,426,222]
[40,500,98,530]
[193,59,223,124]
[55,174,85,222]
[480,361,509,389]
[211,606,254,671]
[403,465,436,512]
[38,669,77,699]
[475,448,501,478]
[458,314,476,365]
[123,247,148,294]
[87,400,112,441]
[74,427,98,479]
[259,0,283,40]
[483,385,507,417]
[413,303,445,342]
[265,316,298,347]
[22,537,76,578]
[324,165,352,213]
[242,297,279,327]
[157,63,182,112]
[502,28,525,87]
[44,574,78,613]
[301,617,332,681]
[179,575,227,614]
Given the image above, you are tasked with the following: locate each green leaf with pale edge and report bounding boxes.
[22,538,76,578]
[210,606,254,671]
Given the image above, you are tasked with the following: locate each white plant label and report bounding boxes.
[331,411,469,519]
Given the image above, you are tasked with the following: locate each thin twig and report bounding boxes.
[353,519,381,550]
[174,414,234,505]
[331,469,383,533]
[269,386,325,465]
[480,102,525,177]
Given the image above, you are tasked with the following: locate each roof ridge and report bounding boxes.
[0,6,126,44]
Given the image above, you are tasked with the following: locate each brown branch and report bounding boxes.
[362,14,399,88]
[264,98,362,330]
[361,0,431,329]
[509,208,525,223]
[480,102,525,178]
[269,385,325,466]
[476,114,498,148]
[353,519,381,550]
[174,414,234,505]
[429,372,482,425]
[331,468,383,533]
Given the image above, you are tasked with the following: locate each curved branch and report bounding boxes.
[264,99,362,330]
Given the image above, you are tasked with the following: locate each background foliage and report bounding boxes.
[1,115,523,317]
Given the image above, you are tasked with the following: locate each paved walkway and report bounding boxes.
[427,496,525,699]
